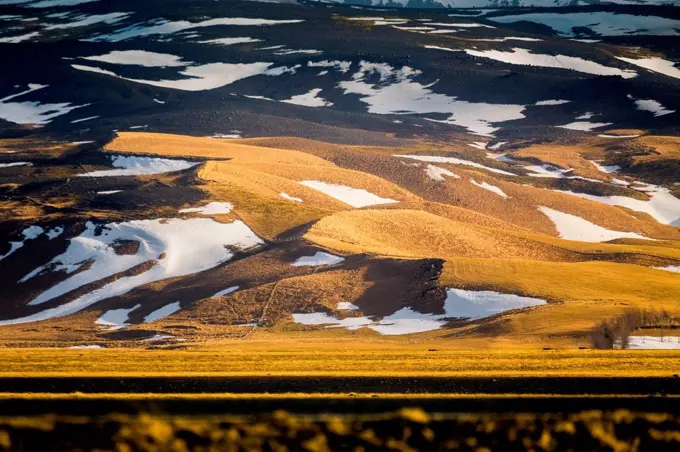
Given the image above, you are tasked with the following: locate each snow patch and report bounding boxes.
[72,62,274,92]
[280,192,303,203]
[558,121,613,131]
[82,50,188,67]
[425,164,459,182]
[554,185,680,226]
[144,301,181,323]
[211,286,239,298]
[78,155,197,177]
[0,162,32,168]
[300,180,399,208]
[615,56,680,80]
[654,266,680,274]
[307,60,352,73]
[598,134,640,139]
[535,99,570,106]
[1,218,262,325]
[338,61,525,136]
[292,288,545,335]
[468,142,488,150]
[629,96,675,117]
[0,31,40,43]
[539,206,648,242]
[0,84,86,125]
[90,17,303,42]
[471,179,508,198]
[292,252,345,267]
[282,88,333,107]
[96,304,140,330]
[626,336,680,350]
[0,226,45,262]
[71,116,99,123]
[179,202,233,215]
[461,47,637,79]
[198,37,262,46]
[395,154,516,176]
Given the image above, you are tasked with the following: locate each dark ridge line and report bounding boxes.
[0,376,679,395]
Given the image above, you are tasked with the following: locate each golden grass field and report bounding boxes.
[2,347,680,377]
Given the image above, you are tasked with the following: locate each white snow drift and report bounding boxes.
[555,184,680,226]
[425,164,459,182]
[90,17,304,42]
[0,84,85,125]
[0,162,32,168]
[144,301,181,323]
[629,96,675,117]
[395,154,516,176]
[0,226,45,262]
[539,206,648,242]
[96,304,140,330]
[292,288,546,335]
[280,192,303,203]
[179,202,233,215]
[471,179,508,198]
[81,50,189,67]
[198,37,262,46]
[0,218,263,325]
[72,62,275,92]
[558,121,613,131]
[300,180,398,208]
[78,155,198,177]
[626,336,680,350]
[211,286,239,298]
[292,252,345,267]
[338,61,526,136]
[282,88,333,107]
[615,56,680,80]
[461,47,637,79]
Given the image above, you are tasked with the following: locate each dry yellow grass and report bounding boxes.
[106,132,333,166]
[441,258,680,339]
[628,135,680,165]
[1,348,679,376]
[87,132,680,346]
[305,209,572,261]
[498,181,679,240]
[0,393,673,400]
[513,145,608,181]
[104,132,679,240]
[443,258,680,304]
[0,138,85,158]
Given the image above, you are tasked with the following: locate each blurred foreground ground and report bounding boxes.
[0,407,679,451]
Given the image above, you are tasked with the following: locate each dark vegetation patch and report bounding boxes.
[0,407,679,451]
[1,376,680,394]
[111,239,139,256]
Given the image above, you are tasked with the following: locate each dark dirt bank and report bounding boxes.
[2,376,680,395]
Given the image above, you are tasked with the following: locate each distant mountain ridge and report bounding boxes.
[327,0,679,8]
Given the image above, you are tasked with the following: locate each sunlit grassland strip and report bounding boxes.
[1,348,679,377]
[0,393,676,400]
